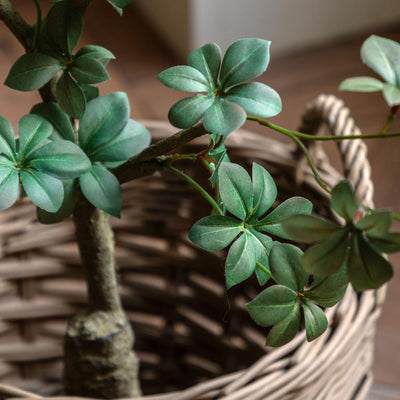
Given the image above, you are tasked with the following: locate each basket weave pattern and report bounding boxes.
[0,95,385,400]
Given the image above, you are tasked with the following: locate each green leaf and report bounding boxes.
[107,0,132,13]
[348,232,393,290]
[26,140,91,179]
[81,84,100,102]
[281,214,342,243]
[339,77,384,92]
[382,84,400,106]
[75,45,115,66]
[79,164,122,217]
[330,180,358,221]
[30,102,75,142]
[302,228,349,276]
[225,231,257,289]
[307,264,349,307]
[188,215,242,251]
[168,95,214,129]
[269,243,308,291]
[70,56,110,84]
[218,162,253,220]
[46,1,82,55]
[79,92,130,152]
[225,82,282,118]
[0,163,19,210]
[247,285,297,327]
[251,230,273,285]
[56,72,86,119]
[187,43,222,88]
[89,119,151,162]
[5,53,63,91]
[20,169,63,212]
[37,179,78,224]
[158,66,210,93]
[368,232,400,253]
[301,299,328,341]
[0,116,16,161]
[355,210,392,236]
[18,114,53,161]
[361,35,400,86]
[250,162,277,220]
[256,197,313,239]
[265,302,301,347]
[220,38,270,89]
[203,98,246,137]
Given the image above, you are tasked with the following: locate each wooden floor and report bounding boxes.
[1,1,400,397]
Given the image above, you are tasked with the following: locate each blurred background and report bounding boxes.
[1,1,400,398]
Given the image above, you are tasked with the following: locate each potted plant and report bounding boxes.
[0,0,399,398]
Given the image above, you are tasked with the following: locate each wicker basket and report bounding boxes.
[0,95,386,400]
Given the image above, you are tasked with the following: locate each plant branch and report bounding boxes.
[248,115,400,141]
[114,123,209,183]
[0,0,31,51]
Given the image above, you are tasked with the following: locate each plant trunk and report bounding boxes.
[63,194,141,398]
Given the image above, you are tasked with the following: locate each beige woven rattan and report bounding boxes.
[0,95,386,400]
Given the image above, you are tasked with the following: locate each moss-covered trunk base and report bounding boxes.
[63,309,141,398]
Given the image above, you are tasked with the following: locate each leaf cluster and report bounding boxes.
[282,180,398,290]
[5,1,115,118]
[339,35,400,106]
[158,38,282,137]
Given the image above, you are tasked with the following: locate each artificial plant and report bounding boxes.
[0,0,400,397]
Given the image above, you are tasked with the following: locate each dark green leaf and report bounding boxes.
[361,35,400,86]
[0,163,19,210]
[247,285,297,327]
[250,230,273,285]
[256,197,313,239]
[302,228,349,276]
[265,302,301,347]
[5,53,63,91]
[56,72,86,119]
[348,232,393,290]
[187,43,222,88]
[269,243,308,291]
[107,0,132,13]
[188,215,242,251]
[26,140,91,179]
[306,263,348,307]
[46,1,82,55]
[301,299,328,341]
[203,98,246,137]
[0,116,16,161]
[382,84,400,106]
[250,162,277,220]
[220,38,270,89]
[330,180,358,221]
[81,84,99,102]
[75,45,115,66]
[89,119,151,162]
[158,66,210,93]
[225,231,257,289]
[70,56,110,84]
[79,92,130,152]
[18,114,53,161]
[368,232,400,253]
[37,179,78,224]
[168,95,214,129]
[339,77,384,92]
[31,102,75,142]
[355,210,392,236]
[218,162,253,220]
[79,164,122,217]
[225,82,282,118]
[281,214,342,243]
[20,169,63,212]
